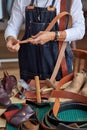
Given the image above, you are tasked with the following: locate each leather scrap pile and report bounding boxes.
[0,71,87,130]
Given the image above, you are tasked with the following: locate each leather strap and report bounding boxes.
[50,42,67,82]
[45,12,72,31]
[50,11,72,116]
[19,119,39,130]
[51,89,87,105]
[59,0,72,77]
[51,1,73,113]
[46,12,72,83]
[41,102,87,130]
[51,73,87,116]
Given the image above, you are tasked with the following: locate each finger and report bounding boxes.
[32,38,41,44]
[31,31,43,38]
[12,40,19,45]
[12,44,20,51]
[39,40,45,45]
[6,43,13,49]
[7,43,20,52]
[7,47,16,52]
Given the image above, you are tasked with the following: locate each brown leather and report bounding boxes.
[19,119,39,130]
[58,0,73,77]
[59,0,69,77]
[0,128,6,130]
[52,49,87,116]
[51,73,87,116]
[44,11,72,95]
[49,13,72,82]
[24,90,50,101]
[51,89,87,105]
[45,11,72,31]
[50,41,68,82]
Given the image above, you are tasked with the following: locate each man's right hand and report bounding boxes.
[6,36,20,52]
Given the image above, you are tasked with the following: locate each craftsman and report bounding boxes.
[5,0,85,82]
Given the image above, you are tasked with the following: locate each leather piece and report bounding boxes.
[51,90,87,105]
[9,105,35,127]
[24,90,50,101]
[52,73,87,116]
[19,119,39,130]
[0,117,6,128]
[1,71,17,95]
[4,109,19,122]
[49,102,87,124]
[0,87,11,107]
[1,104,19,119]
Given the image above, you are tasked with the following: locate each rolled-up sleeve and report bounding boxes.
[65,0,85,42]
[4,0,24,39]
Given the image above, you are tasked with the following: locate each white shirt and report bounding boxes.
[5,0,85,42]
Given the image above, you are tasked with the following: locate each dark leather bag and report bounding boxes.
[9,105,35,127]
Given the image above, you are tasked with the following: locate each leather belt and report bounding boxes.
[41,101,87,130]
[6,101,87,130]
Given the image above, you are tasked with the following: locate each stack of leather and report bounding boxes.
[0,70,26,130]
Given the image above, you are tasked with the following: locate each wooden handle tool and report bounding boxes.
[35,76,41,103]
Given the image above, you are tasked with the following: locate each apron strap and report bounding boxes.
[30,0,34,5]
[30,0,56,7]
[52,0,72,116]
[51,0,56,7]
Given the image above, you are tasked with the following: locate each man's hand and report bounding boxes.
[31,31,56,45]
[6,36,20,52]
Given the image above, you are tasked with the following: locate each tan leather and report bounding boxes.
[52,89,87,104]
[45,11,72,31]
[0,118,6,128]
[72,49,87,75]
[50,42,68,82]
[52,73,73,116]
[52,73,87,116]
[52,49,87,116]
[20,119,39,130]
